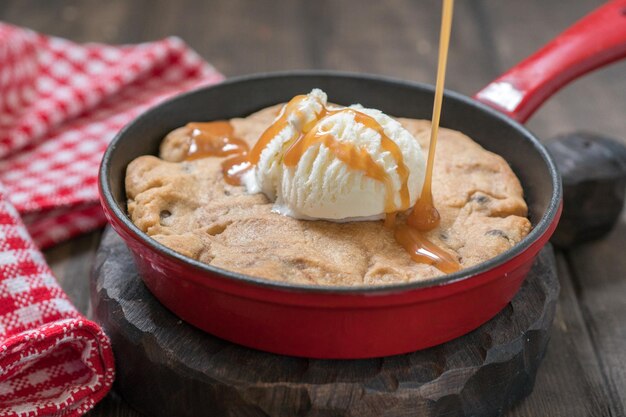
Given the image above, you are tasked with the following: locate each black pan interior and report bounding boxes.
[100,71,561,292]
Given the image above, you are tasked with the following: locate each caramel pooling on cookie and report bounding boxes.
[186,121,249,159]
[183,121,253,185]
[394,226,460,274]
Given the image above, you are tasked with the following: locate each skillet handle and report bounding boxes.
[474,0,626,123]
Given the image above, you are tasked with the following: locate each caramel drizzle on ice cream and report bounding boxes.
[249,95,412,212]
[248,95,312,165]
[282,108,411,213]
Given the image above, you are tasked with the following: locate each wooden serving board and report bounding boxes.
[91,227,559,417]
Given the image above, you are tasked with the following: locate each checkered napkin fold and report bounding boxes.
[0,23,223,416]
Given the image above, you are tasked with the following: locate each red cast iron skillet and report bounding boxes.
[99,1,626,358]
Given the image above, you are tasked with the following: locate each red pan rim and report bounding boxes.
[99,70,563,295]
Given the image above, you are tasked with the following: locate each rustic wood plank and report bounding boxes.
[567,214,626,416]
[122,0,313,76]
[1,0,133,43]
[297,0,497,92]
[508,255,615,417]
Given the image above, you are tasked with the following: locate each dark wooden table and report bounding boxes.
[2,1,625,416]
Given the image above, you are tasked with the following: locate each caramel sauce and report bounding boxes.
[283,114,387,183]
[350,111,411,211]
[283,108,411,213]
[406,0,453,233]
[221,154,252,186]
[407,188,440,230]
[396,0,460,273]
[186,122,249,160]
[249,95,312,164]
[394,226,460,274]
[183,121,253,185]
[384,212,397,229]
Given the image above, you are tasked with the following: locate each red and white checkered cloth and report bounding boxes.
[0,186,115,416]
[0,22,223,416]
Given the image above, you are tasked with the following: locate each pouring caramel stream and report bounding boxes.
[407,0,453,232]
[394,0,460,273]
[182,0,460,273]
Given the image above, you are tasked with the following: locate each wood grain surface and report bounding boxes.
[1,1,625,416]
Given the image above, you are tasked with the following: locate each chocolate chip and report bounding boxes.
[486,229,508,239]
[159,210,172,226]
[224,189,231,196]
[181,162,193,173]
[439,232,449,240]
[471,194,490,204]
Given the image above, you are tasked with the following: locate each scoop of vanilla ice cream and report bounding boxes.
[243,89,327,199]
[243,89,427,221]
